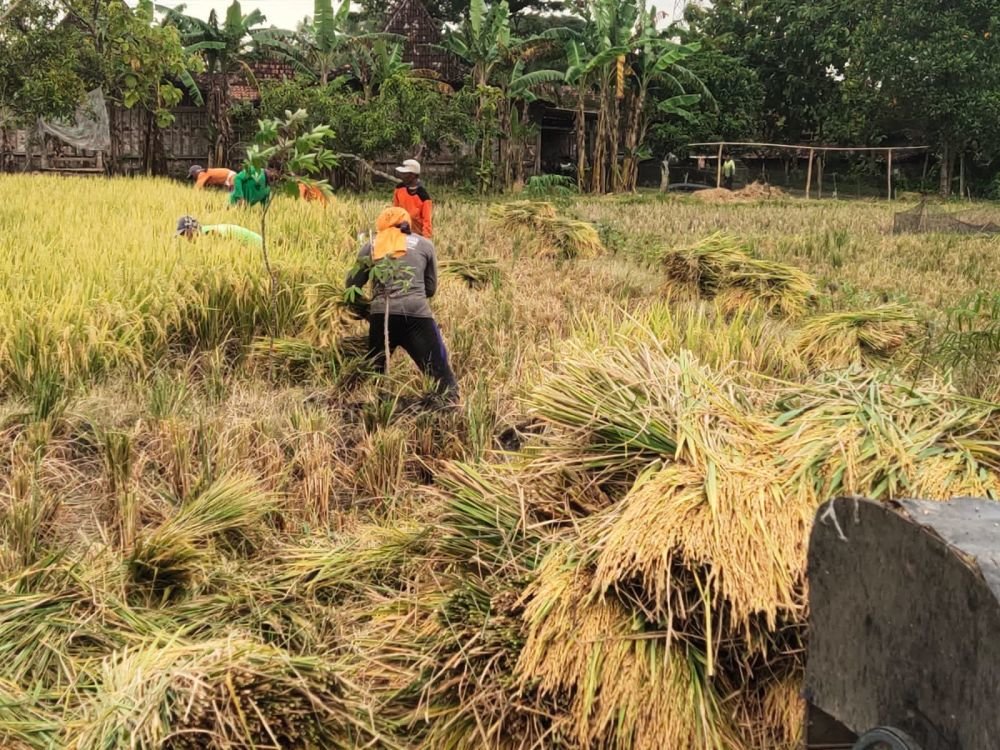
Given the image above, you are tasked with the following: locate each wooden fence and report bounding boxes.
[2,105,212,177]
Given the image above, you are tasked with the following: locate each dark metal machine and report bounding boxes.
[805,497,1000,750]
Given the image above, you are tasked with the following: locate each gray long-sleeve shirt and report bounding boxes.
[345,234,438,318]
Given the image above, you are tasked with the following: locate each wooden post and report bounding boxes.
[805,148,815,199]
[887,148,893,201]
[716,143,723,188]
[817,156,823,199]
[959,152,966,199]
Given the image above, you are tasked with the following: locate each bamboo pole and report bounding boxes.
[817,156,823,199]
[688,141,929,153]
[887,148,893,201]
[805,148,814,199]
[716,143,723,188]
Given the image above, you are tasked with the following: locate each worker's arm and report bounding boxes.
[421,197,433,239]
[346,244,373,289]
[392,187,402,208]
[423,239,438,299]
[228,173,244,206]
[195,172,210,189]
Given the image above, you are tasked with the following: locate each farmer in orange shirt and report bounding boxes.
[189,165,236,190]
[392,159,432,238]
[298,182,331,205]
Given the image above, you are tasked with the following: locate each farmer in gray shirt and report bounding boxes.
[346,206,458,399]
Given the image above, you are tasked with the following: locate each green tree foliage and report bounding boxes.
[684,0,854,144]
[258,76,476,183]
[561,0,702,192]
[647,30,764,157]
[160,0,276,165]
[0,0,87,126]
[2,0,199,172]
[840,0,1000,196]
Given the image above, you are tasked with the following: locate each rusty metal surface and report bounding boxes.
[806,497,1000,750]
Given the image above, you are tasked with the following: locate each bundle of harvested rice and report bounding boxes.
[0,677,59,749]
[251,337,335,377]
[517,323,1000,748]
[127,474,275,600]
[662,234,816,317]
[440,258,504,289]
[517,549,741,750]
[489,201,604,259]
[67,636,369,749]
[794,304,920,367]
[659,233,748,295]
[487,200,557,225]
[540,215,604,259]
[718,256,817,318]
[275,522,429,601]
[771,370,1000,501]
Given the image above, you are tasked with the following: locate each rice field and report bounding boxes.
[1,174,999,748]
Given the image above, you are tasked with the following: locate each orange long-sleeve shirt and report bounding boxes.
[393,183,433,238]
[298,182,330,205]
[195,168,236,189]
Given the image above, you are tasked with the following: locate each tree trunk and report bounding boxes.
[513,100,529,189]
[208,73,232,167]
[622,87,645,192]
[939,142,954,197]
[589,77,609,193]
[609,85,623,192]
[107,109,122,175]
[959,151,966,199]
[575,85,587,191]
[499,99,512,192]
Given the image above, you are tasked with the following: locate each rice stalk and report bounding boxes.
[127,474,276,601]
[67,635,373,749]
[440,258,504,289]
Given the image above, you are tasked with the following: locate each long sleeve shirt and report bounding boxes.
[195,168,236,189]
[346,234,438,318]
[393,183,433,238]
[201,224,262,247]
[229,168,270,207]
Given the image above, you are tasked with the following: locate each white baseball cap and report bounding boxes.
[395,159,421,175]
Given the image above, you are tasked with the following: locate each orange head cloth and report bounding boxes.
[373,207,411,260]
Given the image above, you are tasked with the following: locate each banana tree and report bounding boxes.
[617,13,703,191]
[159,1,271,165]
[349,40,413,103]
[282,0,404,88]
[502,60,563,189]
[564,38,624,191]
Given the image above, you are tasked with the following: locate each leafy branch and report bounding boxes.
[243,108,336,373]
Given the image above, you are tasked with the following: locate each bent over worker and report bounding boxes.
[345,206,457,399]
[175,215,261,247]
[229,166,273,208]
[392,159,432,238]
[189,165,236,190]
